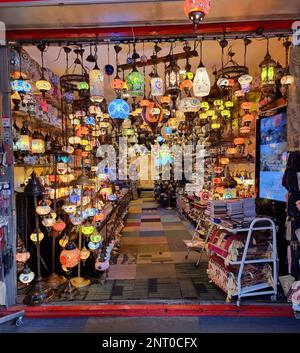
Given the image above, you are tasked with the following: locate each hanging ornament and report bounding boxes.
[126,66,144,97]
[89,49,105,103]
[35,43,52,98]
[104,43,114,76]
[184,0,211,29]
[193,40,211,97]
[108,98,130,119]
[260,38,276,91]
[60,239,81,269]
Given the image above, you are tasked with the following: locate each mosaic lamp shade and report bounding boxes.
[11,79,31,94]
[150,76,164,97]
[193,65,211,97]
[59,239,81,269]
[36,79,52,93]
[89,65,105,102]
[125,68,144,97]
[108,98,130,119]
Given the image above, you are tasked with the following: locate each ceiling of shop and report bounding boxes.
[0,0,299,30]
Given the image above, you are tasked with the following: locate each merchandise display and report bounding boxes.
[0,7,298,313]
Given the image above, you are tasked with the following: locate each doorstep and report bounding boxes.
[2,301,293,318]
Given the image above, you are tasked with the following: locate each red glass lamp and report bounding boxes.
[184,0,211,29]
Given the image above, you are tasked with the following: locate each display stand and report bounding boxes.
[207,217,278,306]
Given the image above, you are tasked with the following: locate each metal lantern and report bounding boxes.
[260,39,276,87]
[89,64,104,102]
[165,57,181,96]
[184,0,211,28]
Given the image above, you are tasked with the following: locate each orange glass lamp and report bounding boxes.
[234,137,245,145]
[242,113,254,126]
[220,157,230,165]
[226,147,237,156]
[161,95,171,105]
[184,0,211,29]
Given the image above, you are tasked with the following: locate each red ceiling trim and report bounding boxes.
[6,20,297,42]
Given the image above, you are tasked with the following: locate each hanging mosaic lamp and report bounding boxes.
[36,43,51,97]
[108,98,130,119]
[89,63,104,103]
[179,97,201,113]
[238,74,253,93]
[260,38,276,87]
[151,76,164,97]
[31,130,45,154]
[193,40,211,97]
[125,67,144,97]
[184,0,211,29]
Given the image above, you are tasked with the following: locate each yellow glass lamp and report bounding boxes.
[30,231,45,243]
[211,122,221,130]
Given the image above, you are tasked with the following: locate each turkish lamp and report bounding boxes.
[77,81,89,91]
[211,122,221,130]
[36,79,51,97]
[150,76,164,97]
[165,57,180,97]
[238,74,253,93]
[31,130,45,154]
[19,264,35,284]
[193,63,211,97]
[30,231,45,243]
[281,74,294,86]
[125,67,144,97]
[260,45,276,86]
[200,101,210,111]
[59,239,81,269]
[184,0,211,29]
[89,64,104,103]
[16,123,31,151]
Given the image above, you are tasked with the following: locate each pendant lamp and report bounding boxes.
[193,40,211,97]
[260,38,276,88]
[36,43,52,98]
[184,0,211,29]
[89,56,105,103]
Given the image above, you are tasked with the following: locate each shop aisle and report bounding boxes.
[87,196,225,301]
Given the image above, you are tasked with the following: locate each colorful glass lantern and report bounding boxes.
[140,98,151,108]
[80,246,90,261]
[89,64,104,102]
[108,98,130,119]
[11,79,31,94]
[165,57,181,96]
[184,0,211,28]
[42,217,56,228]
[63,91,74,104]
[53,219,66,233]
[238,74,253,93]
[125,68,144,97]
[211,122,221,130]
[220,157,230,165]
[30,231,45,243]
[68,136,81,145]
[221,110,231,118]
[179,97,201,113]
[225,101,234,109]
[36,79,51,94]
[242,113,254,126]
[200,101,210,111]
[16,125,31,151]
[77,81,89,91]
[234,137,245,145]
[260,41,276,86]
[31,131,45,154]
[111,77,124,91]
[19,266,35,284]
[214,166,224,174]
[150,76,164,97]
[226,147,237,155]
[199,112,208,120]
[161,95,171,105]
[36,204,51,216]
[90,233,102,243]
[60,240,80,269]
[213,177,222,185]
[240,125,251,134]
[241,101,252,111]
[235,90,245,98]
[180,78,193,93]
[193,66,211,97]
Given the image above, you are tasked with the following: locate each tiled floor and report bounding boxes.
[17,195,226,303]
